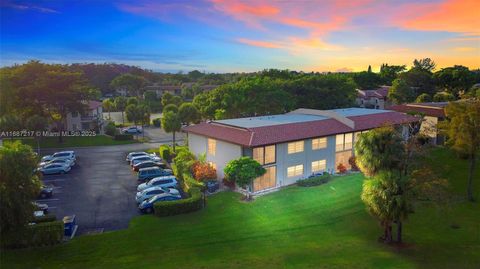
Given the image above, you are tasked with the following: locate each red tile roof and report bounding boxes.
[183,111,418,147]
[388,104,446,118]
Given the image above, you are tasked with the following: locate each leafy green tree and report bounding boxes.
[0,142,41,242]
[415,93,432,103]
[388,79,416,104]
[102,99,114,119]
[224,157,266,200]
[143,90,161,112]
[161,111,181,152]
[163,104,178,114]
[127,97,139,106]
[0,114,22,139]
[354,126,405,177]
[433,92,455,102]
[178,103,200,125]
[114,96,127,125]
[433,65,476,97]
[413,58,436,72]
[110,73,146,97]
[379,64,406,85]
[399,68,435,96]
[439,100,480,201]
[353,71,382,90]
[125,104,143,126]
[171,95,183,107]
[161,92,174,107]
[26,115,48,153]
[7,61,90,142]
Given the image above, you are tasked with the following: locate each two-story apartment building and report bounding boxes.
[64,100,104,132]
[388,102,447,145]
[183,108,417,194]
[356,86,390,109]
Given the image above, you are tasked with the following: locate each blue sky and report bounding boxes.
[1,0,479,72]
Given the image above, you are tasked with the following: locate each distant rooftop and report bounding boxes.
[215,113,328,128]
[332,108,392,117]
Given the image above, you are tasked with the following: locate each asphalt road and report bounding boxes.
[38,143,166,235]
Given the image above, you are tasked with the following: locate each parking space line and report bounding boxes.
[36,198,60,202]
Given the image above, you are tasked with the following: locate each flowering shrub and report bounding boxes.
[337,163,347,174]
[191,161,217,182]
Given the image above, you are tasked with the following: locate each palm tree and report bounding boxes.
[102,99,113,120]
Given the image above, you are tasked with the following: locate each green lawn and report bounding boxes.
[2,148,479,269]
[3,135,138,149]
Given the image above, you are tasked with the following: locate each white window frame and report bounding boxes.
[287,141,304,154]
[311,160,326,173]
[287,164,304,177]
[312,137,327,150]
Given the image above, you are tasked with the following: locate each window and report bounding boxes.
[287,141,304,154]
[253,147,264,164]
[311,160,326,173]
[312,137,327,150]
[208,138,216,156]
[336,134,344,152]
[344,133,353,150]
[287,164,304,177]
[253,145,276,165]
[264,145,275,164]
[253,166,276,192]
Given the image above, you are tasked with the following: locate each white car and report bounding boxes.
[126,152,149,162]
[122,126,142,134]
[42,151,76,162]
[130,153,161,166]
[137,176,178,192]
[135,186,180,203]
[37,163,71,175]
[38,157,75,168]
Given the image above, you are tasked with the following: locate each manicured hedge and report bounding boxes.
[153,187,203,217]
[159,144,173,163]
[114,134,133,141]
[1,221,64,249]
[297,173,331,187]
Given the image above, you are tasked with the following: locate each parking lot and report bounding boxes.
[37,143,162,235]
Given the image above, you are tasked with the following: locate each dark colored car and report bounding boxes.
[138,193,181,214]
[133,161,167,172]
[38,185,53,199]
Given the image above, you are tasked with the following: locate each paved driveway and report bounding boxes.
[37,143,164,234]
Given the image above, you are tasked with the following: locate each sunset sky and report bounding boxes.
[1,0,479,72]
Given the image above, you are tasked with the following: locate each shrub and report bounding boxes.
[337,163,347,174]
[105,121,117,136]
[113,134,133,140]
[153,187,203,217]
[159,144,173,162]
[152,118,161,127]
[223,177,236,189]
[115,123,124,128]
[1,221,63,248]
[297,173,331,187]
[348,156,359,171]
[191,161,217,182]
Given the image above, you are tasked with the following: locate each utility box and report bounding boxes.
[63,215,76,237]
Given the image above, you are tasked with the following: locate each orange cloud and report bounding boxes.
[453,47,477,52]
[236,38,281,49]
[396,0,480,34]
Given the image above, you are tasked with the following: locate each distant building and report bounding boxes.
[388,102,448,145]
[183,107,417,194]
[65,101,104,132]
[356,86,390,109]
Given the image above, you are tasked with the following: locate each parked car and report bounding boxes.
[41,151,76,162]
[137,176,178,192]
[135,186,180,203]
[137,167,173,181]
[32,202,49,214]
[37,163,71,175]
[38,157,74,168]
[130,153,161,166]
[133,160,167,172]
[38,185,53,199]
[126,152,161,162]
[122,126,142,134]
[138,193,181,213]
